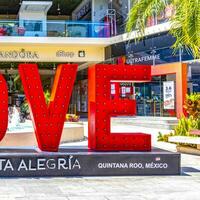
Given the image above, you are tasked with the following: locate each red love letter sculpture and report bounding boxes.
[19,64,78,152]
[0,74,8,141]
[88,64,152,151]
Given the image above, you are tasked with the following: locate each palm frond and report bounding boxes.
[126,0,200,58]
[126,0,170,36]
[170,0,200,58]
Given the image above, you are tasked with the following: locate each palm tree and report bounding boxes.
[126,0,200,58]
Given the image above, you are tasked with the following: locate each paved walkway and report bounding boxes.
[0,161,200,200]
[0,124,200,200]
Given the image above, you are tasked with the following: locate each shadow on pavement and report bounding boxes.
[181,167,200,176]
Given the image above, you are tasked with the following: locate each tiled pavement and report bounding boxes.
[0,165,200,200]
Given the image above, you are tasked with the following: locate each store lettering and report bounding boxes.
[56,50,75,58]
[98,162,168,169]
[0,157,81,172]
[127,54,160,64]
[0,64,152,152]
[0,49,39,59]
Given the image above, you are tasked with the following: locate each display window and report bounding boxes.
[110,82,134,100]
[134,75,176,117]
[71,79,88,114]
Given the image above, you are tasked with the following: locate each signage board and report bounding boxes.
[0,150,180,177]
[163,81,175,109]
[126,53,160,65]
[0,46,104,62]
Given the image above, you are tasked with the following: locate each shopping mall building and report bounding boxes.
[0,0,199,119]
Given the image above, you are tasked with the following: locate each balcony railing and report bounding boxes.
[0,20,111,38]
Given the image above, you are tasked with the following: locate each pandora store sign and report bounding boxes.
[0,49,39,60]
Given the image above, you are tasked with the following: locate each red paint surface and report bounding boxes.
[88,64,152,151]
[19,64,78,152]
[0,64,154,152]
[0,74,8,141]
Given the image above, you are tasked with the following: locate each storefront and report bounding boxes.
[0,66,54,107]
[134,75,176,117]
[105,32,199,117]
[0,29,199,119]
[0,42,105,118]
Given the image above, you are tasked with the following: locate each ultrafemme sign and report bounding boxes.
[0,64,152,152]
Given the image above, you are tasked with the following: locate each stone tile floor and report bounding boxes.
[0,168,200,200]
[0,124,199,200]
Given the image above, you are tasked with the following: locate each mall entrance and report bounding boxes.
[107,74,177,118]
[102,62,187,118]
[134,74,176,117]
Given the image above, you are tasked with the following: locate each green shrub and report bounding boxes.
[171,93,200,137]
[44,90,51,105]
[157,93,200,142]
[174,116,198,136]
[157,132,173,142]
[157,116,198,142]
[20,90,51,118]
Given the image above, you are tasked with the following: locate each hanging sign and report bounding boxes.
[163,81,175,109]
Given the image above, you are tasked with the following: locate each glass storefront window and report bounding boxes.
[70,79,88,115]
[155,47,180,65]
[23,20,43,32]
[126,47,180,66]
[188,62,200,93]
[110,0,130,34]
[157,4,174,24]
[125,33,180,66]
[134,77,162,116]
[134,75,176,117]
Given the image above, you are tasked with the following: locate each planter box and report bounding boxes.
[176,145,200,156]
[169,136,200,155]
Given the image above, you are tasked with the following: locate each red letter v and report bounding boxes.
[19,64,78,152]
[0,74,8,141]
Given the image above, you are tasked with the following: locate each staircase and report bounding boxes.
[111,116,178,130]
